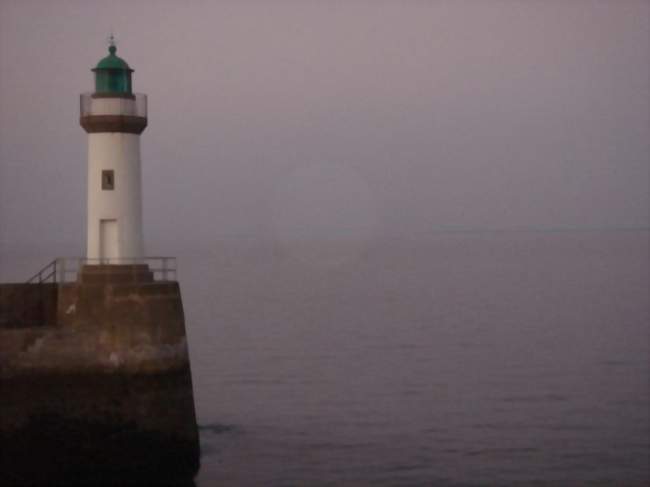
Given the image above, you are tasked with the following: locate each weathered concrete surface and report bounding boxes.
[1,282,190,377]
[0,278,200,485]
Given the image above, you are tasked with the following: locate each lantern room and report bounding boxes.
[92,43,133,95]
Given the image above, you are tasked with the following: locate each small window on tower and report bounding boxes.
[102,170,115,190]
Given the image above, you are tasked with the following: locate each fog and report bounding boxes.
[1,0,648,254]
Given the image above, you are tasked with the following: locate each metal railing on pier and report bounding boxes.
[26,257,177,284]
[26,259,58,284]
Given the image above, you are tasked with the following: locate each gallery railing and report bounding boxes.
[26,257,177,284]
[80,92,147,118]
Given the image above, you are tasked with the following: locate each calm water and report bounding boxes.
[2,231,648,485]
[175,231,648,486]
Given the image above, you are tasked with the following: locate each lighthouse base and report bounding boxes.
[0,279,200,485]
[78,263,155,283]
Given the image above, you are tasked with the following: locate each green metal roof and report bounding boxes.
[93,45,133,72]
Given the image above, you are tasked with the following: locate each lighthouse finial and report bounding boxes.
[108,32,116,55]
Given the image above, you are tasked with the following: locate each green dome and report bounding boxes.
[94,45,133,72]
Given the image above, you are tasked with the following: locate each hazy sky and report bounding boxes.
[1,0,648,251]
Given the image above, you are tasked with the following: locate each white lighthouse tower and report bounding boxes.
[80,38,147,263]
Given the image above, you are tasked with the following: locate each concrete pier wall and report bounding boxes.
[1,281,192,377]
[0,279,200,484]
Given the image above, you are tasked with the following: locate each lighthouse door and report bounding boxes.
[99,219,119,263]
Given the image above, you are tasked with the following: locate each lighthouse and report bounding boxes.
[80,38,147,263]
[0,39,199,483]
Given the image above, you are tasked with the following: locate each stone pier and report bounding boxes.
[0,266,200,485]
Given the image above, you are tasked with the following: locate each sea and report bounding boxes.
[2,230,648,486]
